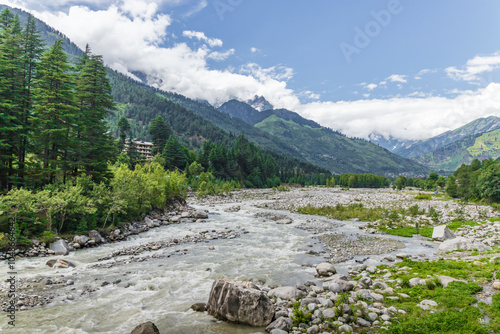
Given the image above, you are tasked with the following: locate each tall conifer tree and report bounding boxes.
[32,40,77,185]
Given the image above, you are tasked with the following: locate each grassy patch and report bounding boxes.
[297,203,385,222]
[415,193,432,200]
[380,226,433,238]
[387,306,488,334]
[447,220,480,231]
[373,258,498,333]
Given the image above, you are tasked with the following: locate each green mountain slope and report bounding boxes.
[416,128,500,171]
[253,114,427,175]
[394,116,500,158]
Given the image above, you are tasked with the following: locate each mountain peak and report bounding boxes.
[247,95,274,112]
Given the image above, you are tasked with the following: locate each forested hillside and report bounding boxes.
[416,128,500,171]
[218,100,428,175]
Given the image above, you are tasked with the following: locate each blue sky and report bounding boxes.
[3,0,500,140]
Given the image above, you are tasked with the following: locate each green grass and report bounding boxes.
[372,258,499,333]
[380,226,433,238]
[447,220,480,231]
[414,193,432,200]
[297,203,385,222]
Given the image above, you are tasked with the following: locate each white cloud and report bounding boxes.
[363,83,378,91]
[7,0,500,143]
[386,74,407,83]
[250,47,260,53]
[15,1,299,109]
[207,48,235,61]
[296,83,500,141]
[301,90,320,100]
[446,52,500,82]
[182,30,223,47]
[184,0,207,17]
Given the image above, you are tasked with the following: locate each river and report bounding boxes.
[0,198,437,333]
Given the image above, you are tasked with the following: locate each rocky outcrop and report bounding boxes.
[206,280,274,327]
[439,237,492,252]
[130,321,160,334]
[432,225,455,241]
[50,240,69,256]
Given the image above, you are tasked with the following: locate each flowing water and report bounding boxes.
[0,199,437,333]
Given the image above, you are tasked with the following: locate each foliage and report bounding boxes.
[0,161,187,247]
[291,301,313,327]
[297,203,384,222]
[414,193,432,200]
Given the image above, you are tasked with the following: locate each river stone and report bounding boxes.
[315,262,336,277]
[338,324,353,333]
[322,308,336,319]
[276,219,292,225]
[50,240,69,256]
[268,286,306,300]
[73,235,89,246]
[46,259,75,268]
[270,330,288,334]
[493,281,500,290]
[439,275,461,288]
[130,321,160,334]
[207,280,274,327]
[192,210,209,219]
[439,237,491,252]
[356,318,371,327]
[328,279,354,293]
[88,230,104,244]
[144,217,155,228]
[190,303,206,312]
[432,225,455,242]
[266,316,293,332]
[418,300,438,310]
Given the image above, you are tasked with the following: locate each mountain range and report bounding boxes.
[371,116,500,171]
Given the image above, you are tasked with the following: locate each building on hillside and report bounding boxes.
[126,139,154,160]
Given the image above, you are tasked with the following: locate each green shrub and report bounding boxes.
[415,193,432,200]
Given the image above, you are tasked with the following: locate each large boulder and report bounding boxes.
[315,262,336,277]
[88,230,104,244]
[439,237,491,252]
[207,280,274,327]
[130,321,160,334]
[50,240,69,256]
[432,225,455,242]
[268,286,307,300]
[191,210,209,219]
[73,235,89,246]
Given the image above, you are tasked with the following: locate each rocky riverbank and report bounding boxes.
[2,186,499,333]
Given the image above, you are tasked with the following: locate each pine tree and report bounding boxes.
[74,50,116,182]
[32,40,77,185]
[117,116,130,152]
[148,115,171,156]
[162,136,186,171]
[0,11,23,189]
[17,14,44,186]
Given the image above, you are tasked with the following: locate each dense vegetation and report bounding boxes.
[445,158,500,204]
[0,10,116,190]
